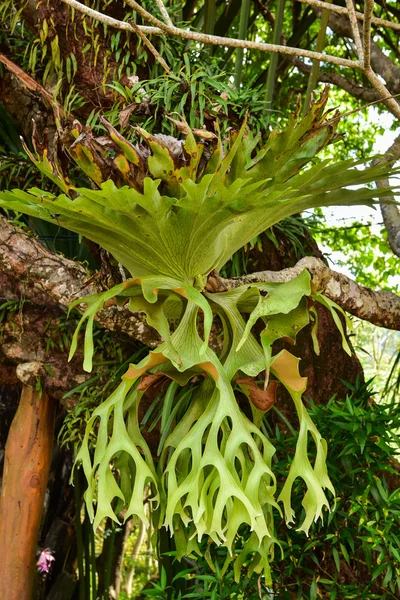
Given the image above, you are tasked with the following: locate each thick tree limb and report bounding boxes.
[1,218,399,388]
[210,257,400,330]
[374,133,400,258]
[0,217,160,347]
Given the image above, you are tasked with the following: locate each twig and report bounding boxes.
[155,0,174,27]
[60,0,162,34]
[364,69,400,119]
[129,20,173,75]
[324,92,400,123]
[363,0,375,69]
[296,0,400,32]
[345,0,363,61]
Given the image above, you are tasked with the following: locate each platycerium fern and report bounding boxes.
[1,90,399,582]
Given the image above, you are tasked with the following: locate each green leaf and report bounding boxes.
[310,577,318,600]
[340,543,350,566]
[237,270,311,351]
[332,547,341,572]
[372,561,388,581]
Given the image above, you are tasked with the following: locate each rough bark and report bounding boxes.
[0,217,160,349]
[0,300,89,400]
[0,377,55,600]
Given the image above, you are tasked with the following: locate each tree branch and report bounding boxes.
[363,0,374,69]
[59,0,162,34]
[208,257,400,330]
[129,20,173,75]
[296,0,400,32]
[0,218,160,347]
[155,0,174,27]
[345,0,363,61]
[374,133,400,258]
[1,217,399,382]
[58,0,400,116]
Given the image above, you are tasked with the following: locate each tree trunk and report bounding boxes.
[0,384,55,600]
[97,517,133,599]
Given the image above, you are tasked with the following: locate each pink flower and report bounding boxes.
[37,549,55,573]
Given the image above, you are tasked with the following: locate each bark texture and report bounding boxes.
[0,217,160,350]
[0,380,55,600]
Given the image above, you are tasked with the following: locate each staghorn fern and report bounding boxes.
[1,90,399,582]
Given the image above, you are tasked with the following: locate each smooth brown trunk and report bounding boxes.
[0,385,55,600]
